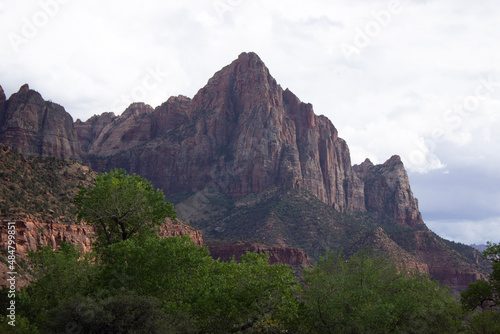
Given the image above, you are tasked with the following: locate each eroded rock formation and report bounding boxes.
[0,84,80,158]
[207,241,310,268]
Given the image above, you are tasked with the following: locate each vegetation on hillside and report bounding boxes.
[174,186,490,275]
[0,144,96,222]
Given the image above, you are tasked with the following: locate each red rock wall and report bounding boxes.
[208,241,311,268]
[0,84,81,159]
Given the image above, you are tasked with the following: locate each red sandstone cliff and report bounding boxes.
[354,156,424,227]
[0,54,421,226]
[207,241,310,268]
[0,84,80,159]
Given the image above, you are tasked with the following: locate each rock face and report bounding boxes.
[158,219,203,247]
[207,241,311,268]
[0,219,94,255]
[354,156,424,227]
[0,84,80,158]
[74,112,117,152]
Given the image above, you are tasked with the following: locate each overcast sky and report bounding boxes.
[1,0,499,245]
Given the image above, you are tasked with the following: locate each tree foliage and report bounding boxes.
[199,251,300,332]
[295,249,463,333]
[461,241,500,332]
[22,235,299,333]
[74,168,176,249]
[43,292,174,334]
[462,242,500,311]
[23,243,97,327]
[99,236,299,333]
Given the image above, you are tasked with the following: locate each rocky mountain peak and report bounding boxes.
[0,84,80,158]
[0,85,5,102]
[353,158,374,176]
[120,102,154,119]
[355,155,423,227]
[19,83,30,94]
[383,154,403,167]
[197,52,280,115]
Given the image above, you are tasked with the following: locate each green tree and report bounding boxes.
[99,235,300,333]
[199,252,300,333]
[462,242,500,311]
[99,235,213,315]
[43,292,180,334]
[461,242,500,332]
[21,243,97,328]
[296,249,463,334]
[0,315,39,334]
[74,168,176,249]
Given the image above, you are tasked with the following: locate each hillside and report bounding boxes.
[0,144,96,222]
[171,186,489,291]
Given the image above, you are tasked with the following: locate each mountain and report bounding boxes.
[0,52,489,290]
[0,84,81,159]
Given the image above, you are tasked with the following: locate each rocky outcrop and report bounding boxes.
[354,156,423,227]
[0,84,80,158]
[0,85,6,118]
[412,230,487,291]
[360,227,430,274]
[158,219,203,246]
[74,112,117,152]
[86,103,154,157]
[0,218,203,259]
[207,241,311,268]
[0,219,93,255]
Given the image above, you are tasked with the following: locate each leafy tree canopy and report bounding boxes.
[99,235,300,333]
[462,242,500,311]
[74,168,176,250]
[461,242,500,332]
[296,249,463,334]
